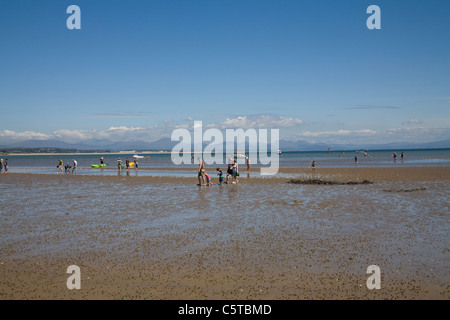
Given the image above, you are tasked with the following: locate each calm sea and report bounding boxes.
[2,148,450,177]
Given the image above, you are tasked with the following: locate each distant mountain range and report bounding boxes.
[1,138,450,152]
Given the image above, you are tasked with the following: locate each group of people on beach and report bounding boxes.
[311,151,406,167]
[197,156,244,186]
[117,157,139,171]
[57,159,78,175]
[0,158,8,174]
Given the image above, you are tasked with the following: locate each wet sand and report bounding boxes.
[0,166,449,299]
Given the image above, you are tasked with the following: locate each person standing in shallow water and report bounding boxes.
[232,160,239,184]
[0,159,3,173]
[197,157,205,186]
[57,159,63,174]
[72,159,77,175]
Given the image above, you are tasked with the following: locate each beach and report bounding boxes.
[0,166,449,299]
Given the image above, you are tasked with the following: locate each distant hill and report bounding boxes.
[2,138,450,152]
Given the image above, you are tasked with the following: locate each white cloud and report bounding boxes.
[0,130,52,141]
[402,119,424,126]
[219,115,304,129]
[299,129,377,137]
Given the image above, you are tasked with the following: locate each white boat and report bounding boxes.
[133,154,144,158]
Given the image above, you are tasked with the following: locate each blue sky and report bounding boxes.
[0,0,449,145]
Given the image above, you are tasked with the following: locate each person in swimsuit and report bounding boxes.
[4,159,9,173]
[311,160,317,170]
[134,157,138,170]
[0,159,3,173]
[232,160,239,184]
[117,158,122,170]
[204,172,212,186]
[125,158,130,170]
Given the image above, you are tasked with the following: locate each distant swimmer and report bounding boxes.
[393,152,397,161]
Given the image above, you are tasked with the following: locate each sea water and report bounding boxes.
[1,148,450,176]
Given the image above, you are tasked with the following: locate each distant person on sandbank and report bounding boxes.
[65,162,71,174]
[72,159,77,175]
[57,159,63,174]
[246,156,251,172]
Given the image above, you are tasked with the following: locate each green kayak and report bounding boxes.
[91,164,107,168]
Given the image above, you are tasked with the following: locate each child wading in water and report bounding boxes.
[204,172,213,186]
[217,168,223,185]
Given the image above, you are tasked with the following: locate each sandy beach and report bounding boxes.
[0,166,449,300]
